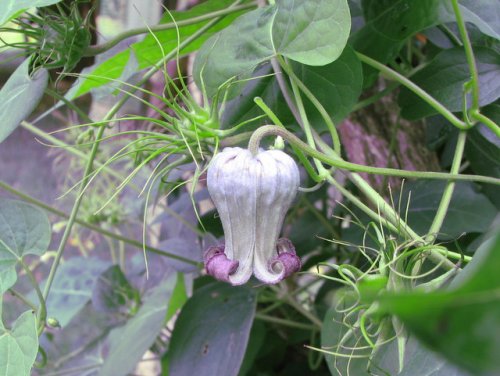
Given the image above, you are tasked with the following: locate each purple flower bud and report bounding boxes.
[205,147,301,285]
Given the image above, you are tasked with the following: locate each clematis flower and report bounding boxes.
[204,147,301,285]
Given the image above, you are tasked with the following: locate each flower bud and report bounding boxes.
[206,147,301,285]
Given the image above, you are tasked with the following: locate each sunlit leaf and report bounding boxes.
[0,0,62,26]
[194,0,351,97]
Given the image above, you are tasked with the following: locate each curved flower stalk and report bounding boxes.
[204,147,301,285]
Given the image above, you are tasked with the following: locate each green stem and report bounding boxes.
[426,131,467,242]
[451,0,480,111]
[255,313,317,330]
[355,52,469,130]
[42,124,106,302]
[248,125,500,185]
[470,110,500,138]
[284,294,322,328]
[280,69,326,178]
[82,2,256,57]
[20,121,130,184]
[352,82,400,112]
[0,186,200,266]
[41,12,222,304]
[20,260,46,335]
[9,288,38,312]
[278,56,342,154]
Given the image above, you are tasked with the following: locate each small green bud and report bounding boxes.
[47,317,61,328]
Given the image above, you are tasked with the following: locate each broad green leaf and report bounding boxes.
[375,233,500,374]
[73,0,251,98]
[376,336,470,376]
[353,0,499,86]
[0,0,62,26]
[0,198,50,293]
[0,310,38,376]
[45,257,110,327]
[0,268,16,295]
[98,274,176,376]
[457,0,500,40]
[221,45,362,132]
[292,45,363,128]
[91,265,139,315]
[0,60,48,143]
[321,288,470,375]
[399,47,500,120]
[353,0,453,84]
[168,282,256,376]
[194,0,351,97]
[398,181,497,238]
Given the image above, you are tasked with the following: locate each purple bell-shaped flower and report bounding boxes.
[204,147,301,285]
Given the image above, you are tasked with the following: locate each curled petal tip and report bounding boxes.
[204,245,239,283]
[267,238,301,283]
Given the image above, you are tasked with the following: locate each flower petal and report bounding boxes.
[253,151,300,284]
[204,245,239,283]
[207,147,255,285]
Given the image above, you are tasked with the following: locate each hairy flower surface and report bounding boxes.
[205,147,301,285]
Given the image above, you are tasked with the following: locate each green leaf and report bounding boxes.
[98,274,176,376]
[0,198,50,293]
[291,45,363,128]
[168,282,257,376]
[376,336,470,375]
[73,0,250,98]
[0,310,38,376]
[321,289,470,375]
[0,60,48,143]
[221,45,363,131]
[0,0,62,26]
[465,104,500,207]
[458,0,500,40]
[91,265,139,315]
[0,268,17,295]
[194,0,351,97]
[353,0,453,84]
[376,232,500,374]
[44,257,110,327]
[353,0,499,86]
[399,47,500,120]
[398,180,497,238]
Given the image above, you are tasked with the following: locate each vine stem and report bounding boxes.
[451,0,479,111]
[355,52,470,130]
[426,131,467,242]
[470,110,500,138]
[0,181,200,266]
[82,2,256,57]
[20,259,46,335]
[20,121,129,184]
[247,125,500,186]
[41,11,227,305]
[255,313,318,330]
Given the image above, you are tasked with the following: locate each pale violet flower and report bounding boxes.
[204,147,301,285]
